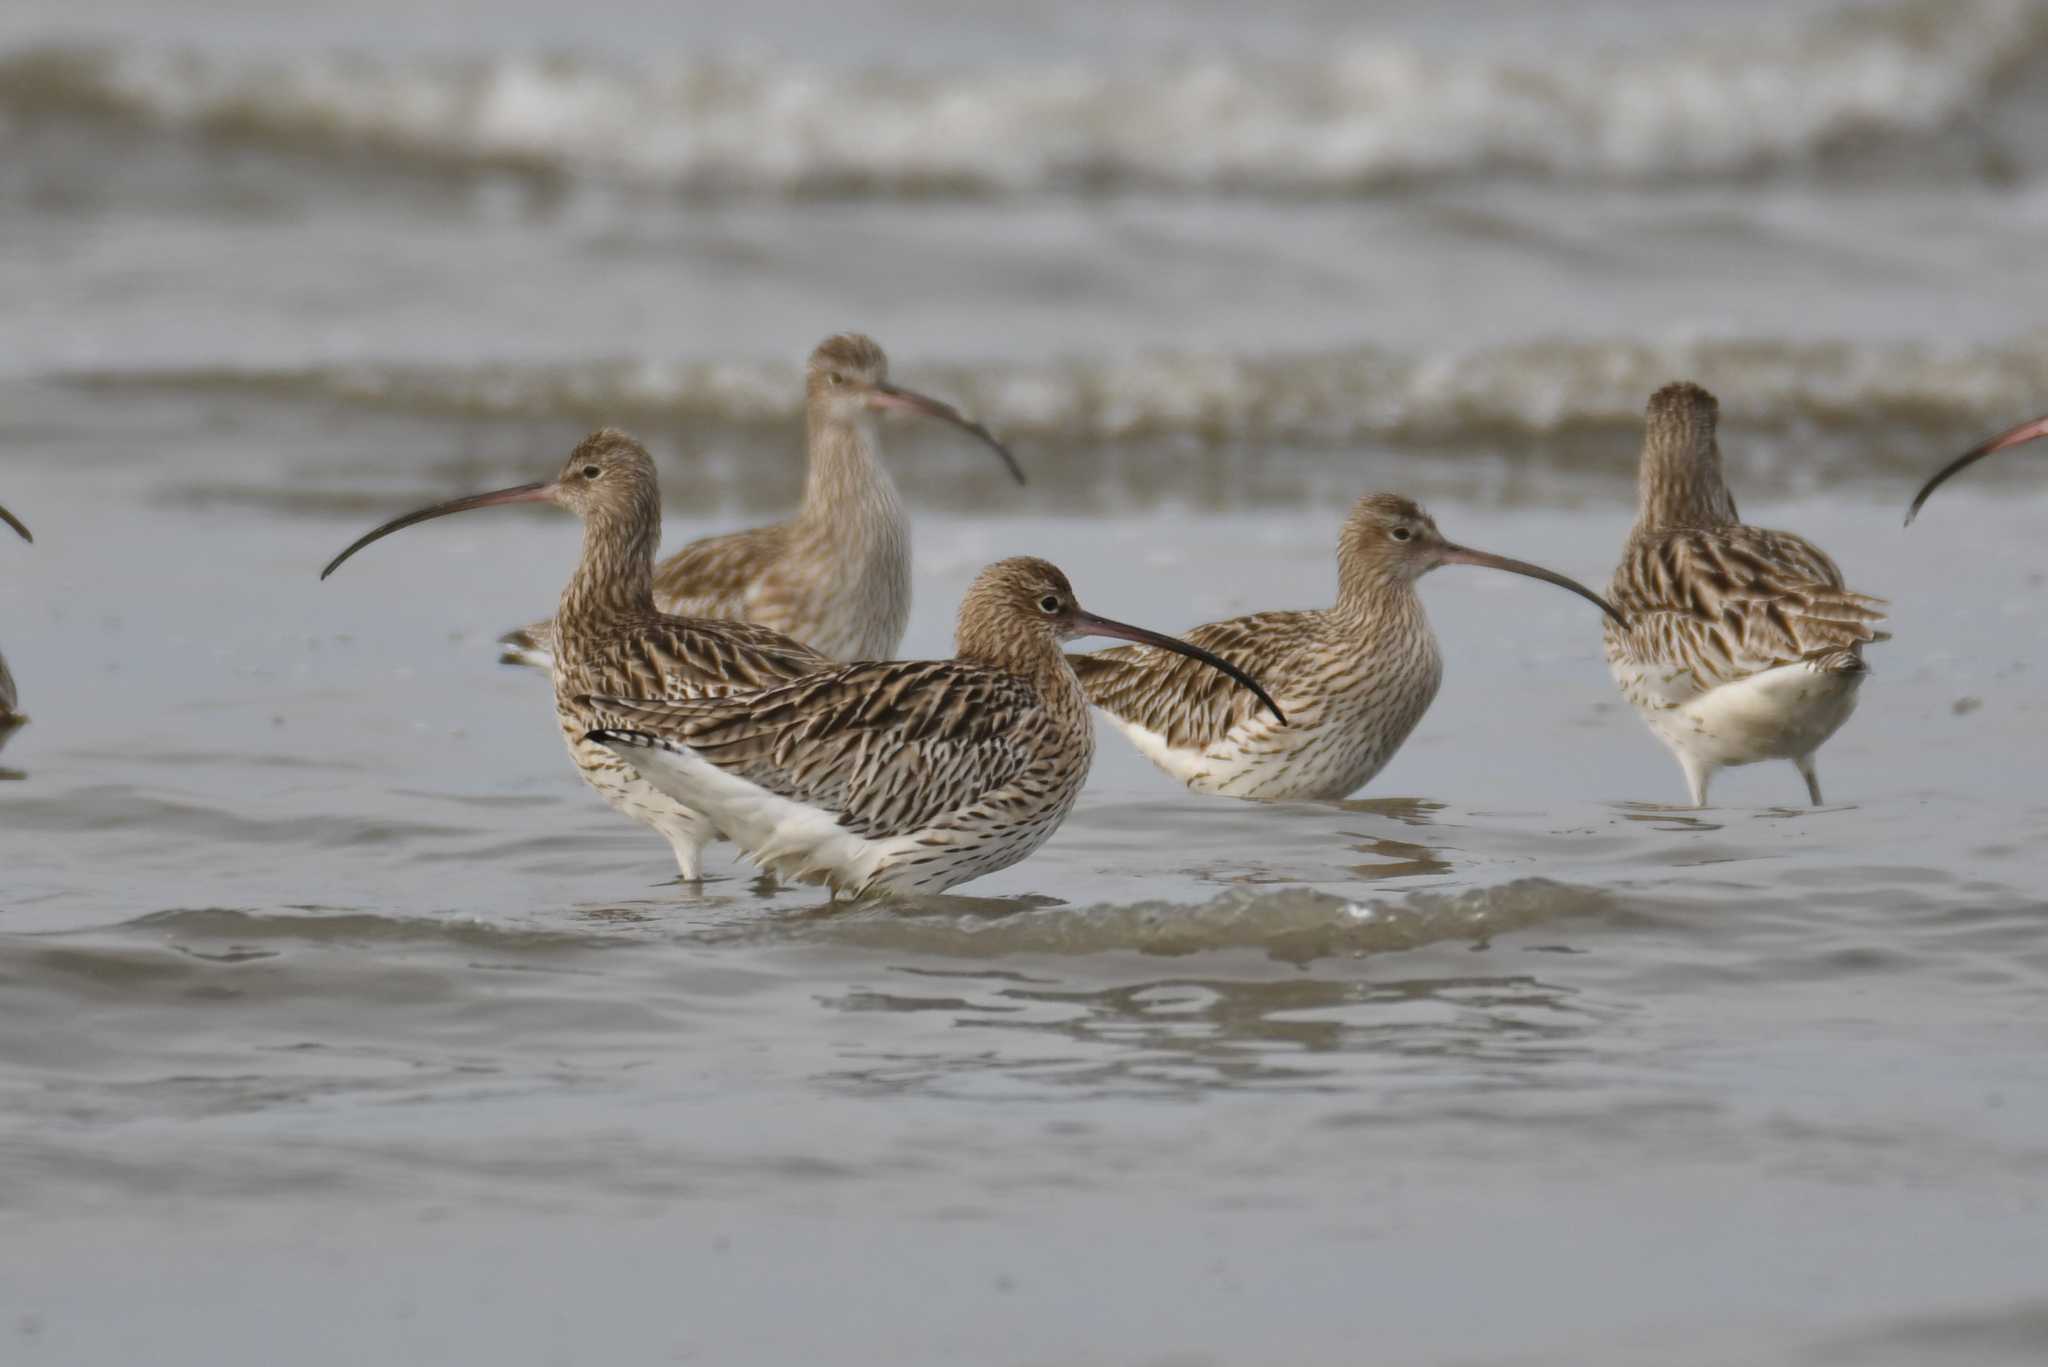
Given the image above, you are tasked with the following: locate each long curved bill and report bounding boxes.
[1438,543,1626,628]
[869,382,1026,486]
[320,480,557,580]
[1071,608,1287,725]
[0,503,29,544]
[1905,413,2048,526]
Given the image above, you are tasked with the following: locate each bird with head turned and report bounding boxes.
[496,332,1023,671]
[1070,491,1621,802]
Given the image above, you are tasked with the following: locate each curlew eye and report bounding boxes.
[1390,526,1412,541]
[1038,594,1061,613]
[827,372,844,386]
[582,464,602,479]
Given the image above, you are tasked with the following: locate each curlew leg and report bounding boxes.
[1678,751,1713,808]
[642,807,714,882]
[661,817,715,882]
[1793,754,1823,807]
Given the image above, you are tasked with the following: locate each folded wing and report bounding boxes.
[1070,612,1299,750]
[590,660,1048,836]
[1607,526,1889,703]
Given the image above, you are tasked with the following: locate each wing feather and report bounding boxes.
[652,523,790,620]
[589,661,1047,836]
[503,523,792,663]
[565,615,831,703]
[1607,525,1888,697]
[1069,611,1308,751]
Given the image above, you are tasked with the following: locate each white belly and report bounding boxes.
[1613,658,1865,770]
[556,703,716,872]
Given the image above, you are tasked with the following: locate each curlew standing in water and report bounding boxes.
[323,430,832,879]
[1605,382,1889,807]
[581,557,1286,898]
[498,334,1023,669]
[1069,493,1622,800]
[1905,412,2048,523]
[0,502,30,751]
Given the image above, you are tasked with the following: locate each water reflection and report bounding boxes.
[1614,801,1725,833]
[1331,796,1445,826]
[819,964,1601,1099]
[1348,835,1452,881]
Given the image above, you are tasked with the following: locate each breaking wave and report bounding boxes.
[73,333,2048,459]
[2,0,2043,195]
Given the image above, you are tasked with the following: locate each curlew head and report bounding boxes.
[805,332,1024,485]
[1339,493,1624,626]
[320,429,659,580]
[956,556,1285,723]
[1636,381,1739,530]
[1905,412,2048,526]
[0,502,29,544]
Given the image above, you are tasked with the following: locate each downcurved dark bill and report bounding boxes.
[869,382,1026,486]
[1438,543,1627,628]
[320,480,556,580]
[1071,609,1287,725]
[0,503,29,544]
[1905,413,2048,526]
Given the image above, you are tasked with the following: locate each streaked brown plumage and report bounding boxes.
[583,558,1285,897]
[322,430,832,878]
[498,334,1022,669]
[0,501,31,751]
[1905,411,2048,524]
[1071,493,1621,800]
[1605,382,1889,806]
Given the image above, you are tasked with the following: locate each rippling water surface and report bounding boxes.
[4,0,2048,1362]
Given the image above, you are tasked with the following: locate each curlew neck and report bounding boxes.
[1333,547,1427,629]
[796,408,908,545]
[1635,382,1740,532]
[558,487,661,629]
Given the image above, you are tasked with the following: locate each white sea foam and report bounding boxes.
[88,333,2048,457]
[2,0,2041,194]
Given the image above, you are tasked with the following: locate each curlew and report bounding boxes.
[322,430,832,879]
[1605,382,1889,807]
[1069,493,1621,800]
[499,334,1022,669]
[0,501,29,752]
[1905,411,2048,524]
[581,557,1285,897]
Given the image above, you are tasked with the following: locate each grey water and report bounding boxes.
[5,0,2048,1363]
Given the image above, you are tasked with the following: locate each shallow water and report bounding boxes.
[6,0,2048,1363]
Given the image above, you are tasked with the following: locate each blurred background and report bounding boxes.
[5,0,2048,497]
[6,2,2048,1364]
